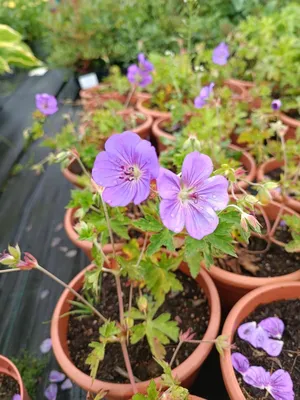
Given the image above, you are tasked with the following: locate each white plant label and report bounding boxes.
[78,73,99,89]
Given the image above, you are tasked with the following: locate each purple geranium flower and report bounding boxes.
[259,317,285,339]
[35,93,58,115]
[40,338,52,354]
[92,131,159,207]
[127,53,154,87]
[49,370,66,383]
[194,83,215,108]
[212,42,230,65]
[231,352,250,375]
[272,99,282,111]
[244,366,271,390]
[268,370,294,400]
[156,152,229,240]
[44,383,58,400]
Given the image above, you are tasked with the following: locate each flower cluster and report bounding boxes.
[238,318,284,356]
[194,82,214,109]
[232,353,294,400]
[127,53,154,87]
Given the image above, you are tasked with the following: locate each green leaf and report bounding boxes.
[111,219,129,240]
[285,236,300,253]
[147,380,159,400]
[185,252,202,278]
[67,189,94,212]
[99,321,120,338]
[83,266,102,299]
[130,323,146,344]
[132,215,163,233]
[75,221,96,242]
[85,342,105,380]
[132,395,147,400]
[146,229,175,256]
[152,313,179,342]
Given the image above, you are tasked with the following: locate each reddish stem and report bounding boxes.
[120,340,137,393]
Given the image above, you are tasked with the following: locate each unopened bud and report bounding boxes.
[215,335,230,356]
[137,296,148,313]
[257,187,272,205]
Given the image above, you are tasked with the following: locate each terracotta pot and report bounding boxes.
[61,109,153,188]
[151,117,256,191]
[224,79,255,92]
[51,263,221,400]
[136,97,171,120]
[223,80,248,102]
[280,112,299,140]
[87,394,206,400]
[220,281,300,400]
[257,158,300,213]
[64,207,141,258]
[207,200,300,311]
[0,355,30,400]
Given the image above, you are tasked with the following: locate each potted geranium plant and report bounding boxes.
[1,131,261,398]
[0,354,30,400]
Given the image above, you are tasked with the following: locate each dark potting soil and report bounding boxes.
[216,222,300,277]
[164,122,185,135]
[285,109,300,121]
[0,373,20,399]
[67,271,210,383]
[267,168,282,182]
[233,299,300,399]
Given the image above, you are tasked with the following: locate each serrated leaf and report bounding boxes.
[132,215,163,233]
[146,229,175,256]
[85,342,105,380]
[111,219,129,240]
[99,321,120,338]
[285,238,300,253]
[130,323,146,344]
[152,313,179,342]
[185,252,202,278]
[147,380,159,400]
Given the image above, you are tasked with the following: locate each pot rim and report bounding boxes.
[220,281,300,400]
[0,355,26,399]
[280,111,300,128]
[136,97,171,119]
[51,263,221,396]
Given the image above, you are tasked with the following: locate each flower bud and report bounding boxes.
[215,335,230,356]
[137,296,148,313]
[257,187,272,205]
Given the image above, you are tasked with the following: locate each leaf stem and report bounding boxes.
[0,268,21,274]
[120,340,138,393]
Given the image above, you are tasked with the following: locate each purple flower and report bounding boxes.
[49,370,65,383]
[92,131,159,206]
[44,383,58,400]
[231,353,250,375]
[40,338,52,353]
[212,42,230,65]
[259,317,285,339]
[127,53,154,87]
[249,326,269,349]
[268,370,294,400]
[272,99,282,111]
[61,379,73,390]
[263,338,284,357]
[194,83,215,108]
[156,152,229,240]
[238,321,257,342]
[35,94,58,115]
[13,395,21,400]
[244,366,271,390]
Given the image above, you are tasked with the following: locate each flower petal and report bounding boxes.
[13,395,21,400]
[182,152,213,189]
[237,321,257,342]
[134,139,159,180]
[61,378,73,391]
[269,389,294,400]
[44,383,58,400]
[40,338,52,353]
[263,339,284,357]
[231,352,250,375]
[133,175,151,205]
[49,370,66,383]
[197,175,229,211]
[249,326,269,349]
[159,199,185,233]
[258,317,285,339]
[185,202,219,240]
[156,168,181,200]
[102,180,136,207]
[105,131,141,165]
[92,151,122,188]
[243,366,271,389]
[270,370,294,393]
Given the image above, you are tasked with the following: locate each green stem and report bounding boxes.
[0,268,21,274]
[280,134,288,196]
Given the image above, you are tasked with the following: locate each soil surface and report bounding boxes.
[216,222,300,277]
[285,109,300,121]
[267,167,282,182]
[68,270,210,383]
[0,373,20,399]
[233,299,300,399]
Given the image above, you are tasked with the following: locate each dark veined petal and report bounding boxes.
[196,175,229,211]
[159,198,185,234]
[263,339,284,356]
[231,352,250,374]
[184,202,219,240]
[258,317,285,339]
[92,151,122,188]
[243,366,271,390]
[157,168,181,200]
[237,321,257,342]
[182,152,213,189]
[269,370,294,400]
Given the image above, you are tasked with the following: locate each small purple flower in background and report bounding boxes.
[127,53,154,87]
[272,99,282,111]
[268,370,294,400]
[244,366,271,390]
[92,131,159,207]
[231,353,250,375]
[13,395,21,400]
[44,383,58,400]
[194,83,215,108]
[49,370,66,383]
[259,317,285,339]
[238,321,257,342]
[40,338,52,354]
[212,42,230,65]
[157,152,229,240]
[35,94,58,116]
[61,379,73,391]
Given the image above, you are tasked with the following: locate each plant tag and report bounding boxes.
[78,73,99,89]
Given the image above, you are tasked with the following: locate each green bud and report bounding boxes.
[137,296,148,313]
[8,244,21,261]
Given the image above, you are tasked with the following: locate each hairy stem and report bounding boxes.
[269,205,284,238]
[115,274,124,322]
[120,340,138,393]
[36,265,107,323]
[0,268,21,274]
[72,153,91,180]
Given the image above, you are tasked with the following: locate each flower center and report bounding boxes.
[120,165,142,182]
[178,187,200,204]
